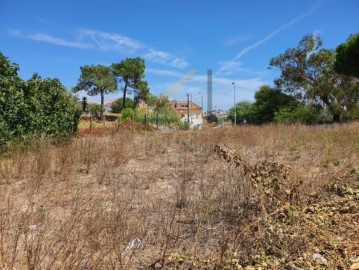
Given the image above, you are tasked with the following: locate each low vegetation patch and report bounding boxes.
[0,123,358,269]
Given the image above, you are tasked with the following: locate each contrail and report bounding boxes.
[233,6,319,61]
[80,29,107,52]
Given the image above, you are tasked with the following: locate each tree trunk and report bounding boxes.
[100,90,104,121]
[332,113,340,122]
[133,97,138,109]
[122,83,128,109]
[321,96,341,123]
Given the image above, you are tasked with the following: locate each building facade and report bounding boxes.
[170,100,203,128]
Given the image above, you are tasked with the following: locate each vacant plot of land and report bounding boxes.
[0,124,358,269]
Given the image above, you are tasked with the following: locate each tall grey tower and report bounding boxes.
[207,69,212,112]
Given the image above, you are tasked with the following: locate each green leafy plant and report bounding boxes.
[206,113,218,124]
[228,101,254,124]
[120,108,135,121]
[88,104,103,118]
[274,104,331,124]
[335,33,359,78]
[0,52,81,151]
[179,121,190,130]
[111,98,135,113]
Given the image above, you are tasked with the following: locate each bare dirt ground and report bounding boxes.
[0,123,358,269]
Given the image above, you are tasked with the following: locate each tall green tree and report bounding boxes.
[251,85,297,124]
[133,80,149,109]
[0,52,81,150]
[335,33,359,78]
[0,52,25,146]
[146,93,159,108]
[111,57,148,109]
[269,34,359,122]
[153,95,176,115]
[73,65,117,120]
[228,101,254,124]
[24,74,81,135]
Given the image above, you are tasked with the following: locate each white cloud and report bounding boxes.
[10,30,91,49]
[216,61,250,76]
[79,29,188,68]
[169,58,189,69]
[79,28,144,53]
[28,33,91,49]
[9,28,188,69]
[143,49,188,69]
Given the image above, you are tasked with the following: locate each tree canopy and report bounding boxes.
[228,101,253,124]
[227,86,297,125]
[334,33,359,78]
[111,57,149,109]
[251,85,297,124]
[146,93,159,108]
[269,33,359,122]
[0,52,81,150]
[111,98,135,113]
[153,95,176,115]
[73,64,117,120]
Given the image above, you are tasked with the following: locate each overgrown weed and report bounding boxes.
[0,123,358,269]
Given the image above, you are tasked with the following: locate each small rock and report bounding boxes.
[312,253,328,266]
[29,224,37,231]
[122,238,141,254]
[351,262,359,270]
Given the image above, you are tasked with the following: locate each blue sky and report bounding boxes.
[1,0,358,110]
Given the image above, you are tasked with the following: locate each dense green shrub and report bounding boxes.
[228,101,254,124]
[140,113,180,126]
[179,121,190,130]
[117,108,180,127]
[274,105,332,124]
[335,33,359,78]
[206,113,218,124]
[120,108,135,121]
[111,98,135,113]
[0,52,81,150]
[250,85,298,124]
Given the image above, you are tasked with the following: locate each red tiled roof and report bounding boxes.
[106,100,116,105]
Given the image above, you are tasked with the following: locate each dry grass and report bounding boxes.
[0,123,358,269]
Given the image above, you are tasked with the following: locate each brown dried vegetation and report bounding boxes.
[0,123,358,269]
